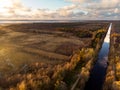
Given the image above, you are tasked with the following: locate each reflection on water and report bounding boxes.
[104,23,112,43]
[85,23,112,90]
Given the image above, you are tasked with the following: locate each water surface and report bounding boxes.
[84,23,112,90]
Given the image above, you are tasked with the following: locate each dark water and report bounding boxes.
[84,23,112,90]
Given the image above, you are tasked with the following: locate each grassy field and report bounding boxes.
[0,22,109,90]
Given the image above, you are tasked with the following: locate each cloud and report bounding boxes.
[114,8,119,13]
[0,1,86,20]
[66,0,120,19]
[57,4,77,16]
[0,0,120,20]
[0,0,32,19]
[66,0,94,3]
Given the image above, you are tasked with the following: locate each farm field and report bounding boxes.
[0,22,109,90]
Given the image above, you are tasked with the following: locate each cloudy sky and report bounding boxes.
[0,0,120,20]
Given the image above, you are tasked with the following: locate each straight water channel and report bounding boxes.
[84,23,112,90]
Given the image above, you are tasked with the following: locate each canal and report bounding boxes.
[84,23,112,90]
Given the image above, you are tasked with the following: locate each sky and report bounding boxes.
[0,0,120,20]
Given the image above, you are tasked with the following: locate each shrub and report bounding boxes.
[112,81,120,90]
[116,62,120,80]
[18,81,27,90]
[54,80,67,90]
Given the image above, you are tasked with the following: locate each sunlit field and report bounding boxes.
[0,0,120,90]
[0,21,110,90]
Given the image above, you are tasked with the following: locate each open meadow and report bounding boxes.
[0,21,110,90]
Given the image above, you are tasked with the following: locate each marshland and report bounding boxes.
[0,21,114,90]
